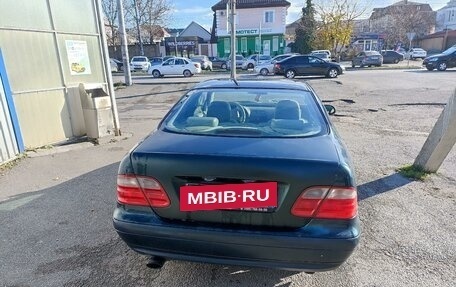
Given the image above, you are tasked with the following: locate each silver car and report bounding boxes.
[351,51,383,68]
[254,54,298,76]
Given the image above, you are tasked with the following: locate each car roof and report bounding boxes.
[190,79,313,91]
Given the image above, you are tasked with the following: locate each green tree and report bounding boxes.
[314,0,366,55]
[293,0,316,54]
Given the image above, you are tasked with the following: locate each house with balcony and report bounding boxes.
[436,0,456,31]
[211,0,290,57]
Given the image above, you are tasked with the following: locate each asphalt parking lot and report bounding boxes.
[0,68,455,286]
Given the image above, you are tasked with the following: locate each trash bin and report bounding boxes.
[79,83,114,139]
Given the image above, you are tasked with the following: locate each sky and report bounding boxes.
[169,0,449,30]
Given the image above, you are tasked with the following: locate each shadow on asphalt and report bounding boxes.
[357,173,411,201]
[404,69,456,73]
[0,162,299,286]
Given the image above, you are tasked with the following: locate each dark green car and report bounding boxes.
[113,79,360,272]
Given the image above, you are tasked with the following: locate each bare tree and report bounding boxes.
[125,0,172,49]
[370,3,435,48]
[314,0,367,55]
[102,0,119,46]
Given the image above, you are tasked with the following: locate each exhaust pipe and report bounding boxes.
[146,256,166,269]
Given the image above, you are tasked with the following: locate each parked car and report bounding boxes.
[150,57,163,66]
[406,48,427,60]
[422,45,456,71]
[130,56,151,72]
[113,78,360,272]
[381,50,404,64]
[226,54,245,70]
[351,51,383,68]
[274,55,344,78]
[396,48,406,56]
[311,50,332,58]
[310,52,331,62]
[242,54,272,70]
[254,53,298,76]
[190,55,213,71]
[110,58,123,71]
[148,57,200,78]
[110,58,119,72]
[208,56,228,69]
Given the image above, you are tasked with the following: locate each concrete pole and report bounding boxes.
[414,90,456,172]
[95,0,121,136]
[117,0,132,86]
[230,0,237,80]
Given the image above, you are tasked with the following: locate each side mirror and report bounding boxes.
[324,105,336,115]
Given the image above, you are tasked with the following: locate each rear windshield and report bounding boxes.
[132,57,147,62]
[162,88,328,138]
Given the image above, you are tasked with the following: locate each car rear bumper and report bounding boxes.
[113,206,360,272]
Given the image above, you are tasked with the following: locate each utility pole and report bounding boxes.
[230,0,237,80]
[117,0,132,86]
[133,0,144,56]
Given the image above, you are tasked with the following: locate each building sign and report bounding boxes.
[65,40,91,75]
[218,28,281,37]
[166,41,196,48]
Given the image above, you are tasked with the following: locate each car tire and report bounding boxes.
[260,68,269,76]
[221,63,227,69]
[183,70,192,77]
[394,59,399,64]
[437,62,447,71]
[327,68,338,78]
[152,70,161,78]
[285,69,296,79]
[426,66,434,71]
[247,63,254,69]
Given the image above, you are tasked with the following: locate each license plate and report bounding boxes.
[180,182,277,212]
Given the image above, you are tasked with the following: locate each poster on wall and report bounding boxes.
[65,40,91,75]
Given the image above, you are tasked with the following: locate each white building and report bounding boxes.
[436,0,456,31]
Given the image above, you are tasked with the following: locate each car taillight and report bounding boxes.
[117,174,170,207]
[274,63,280,69]
[194,63,199,68]
[291,186,357,220]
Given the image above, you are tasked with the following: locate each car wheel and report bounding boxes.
[260,68,269,76]
[327,68,338,78]
[285,69,296,79]
[247,63,254,69]
[394,59,399,64]
[183,69,192,77]
[221,63,227,69]
[426,66,434,71]
[152,70,161,78]
[437,62,447,71]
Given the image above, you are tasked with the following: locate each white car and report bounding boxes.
[254,54,298,76]
[242,54,272,70]
[406,48,427,60]
[310,52,331,62]
[148,57,200,78]
[130,56,151,72]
